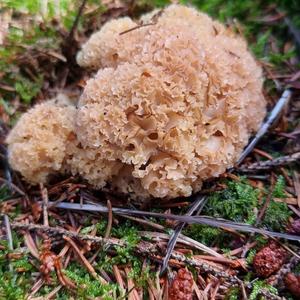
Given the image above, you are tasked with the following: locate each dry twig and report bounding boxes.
[160,195,207,275]
[239,152,300,172]
[47,201,300,241]
[40,183,49,227]
[63,235,107,284]
[237,89,292,165]
[105,199,113,239]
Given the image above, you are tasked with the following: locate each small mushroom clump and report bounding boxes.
[6,95,77,184]
[6,4,266,201]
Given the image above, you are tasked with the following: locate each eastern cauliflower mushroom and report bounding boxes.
[65,143,123,189]
[74,4,266,199]
[6,94,123,189]
[76,17,142,69]
[6,95,77,184]
[6,4,267,202]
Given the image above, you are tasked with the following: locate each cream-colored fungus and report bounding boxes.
[7,5,266,201]
[6,95,77,184]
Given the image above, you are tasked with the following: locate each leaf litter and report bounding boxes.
[0,0,300,299]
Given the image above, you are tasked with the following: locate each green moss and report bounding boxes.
[249,280,278,300]
[205,178,259,224]
[11,232,24,249]
[254,235,268,247]
[0,185,10,202]
[246,249,257,265]
[2,0,40,14]
[0,245,35,300]
[225,287,240,300]
[272,175,286,198]
[11,256,33,272]
[0,98,14,116]
[2,0,83,28]
[184,176,291,246]
[96,219,108,235]
[15,75,43,104]
[0,271,30,300]
[251,30,271,58]
[112,222,140,244]
[257,175,291,231]
[94,221,154,291]
[64,262,118,299]
[128,262,153,288]
[80,224,97,235]
[94,221,142,273]
[189,0,260,24]
[183,224,224,246]
[269,48,297,65]
[0,0,83,110]
[263,201,291,231]
[201,177,290,232]
[107,226,140,267]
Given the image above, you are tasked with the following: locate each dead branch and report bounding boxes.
[239,152,300,172]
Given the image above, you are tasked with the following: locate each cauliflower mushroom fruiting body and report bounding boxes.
[6,5,266,201]
[6,95,77,184]
[75,4,266,199]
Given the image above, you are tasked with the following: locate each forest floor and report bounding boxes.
[0,0,300,299]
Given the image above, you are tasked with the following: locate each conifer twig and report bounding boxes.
[40,183,49,227]
[3,215,13,251]
[68,0,88,40]
[41,201,300,241]
[237,89,292,165]
[239,152,300,172]
[160,195,206,275]
[63,235,107,284]
[3,215,13,271]
[104,200,113,239]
